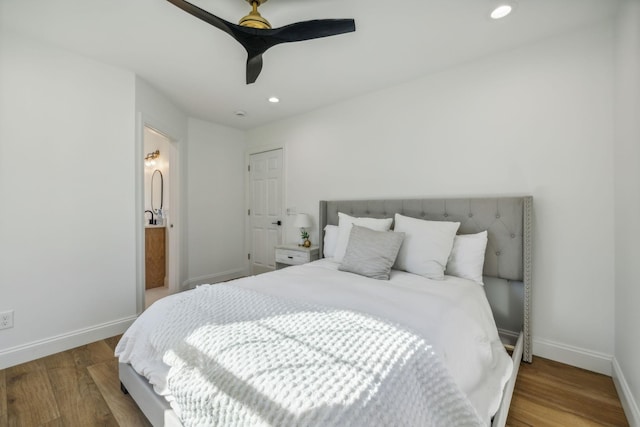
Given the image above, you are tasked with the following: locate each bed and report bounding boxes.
[117,196,533,427]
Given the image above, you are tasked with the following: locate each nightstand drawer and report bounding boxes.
[275,249,310,265]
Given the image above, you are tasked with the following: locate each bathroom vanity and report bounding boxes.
[145,225,166,289]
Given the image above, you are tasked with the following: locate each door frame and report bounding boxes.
[135,113,184,314]
[245,144,286,273]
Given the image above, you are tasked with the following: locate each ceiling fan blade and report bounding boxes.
[246,54,264,84]
[237,19,355,83]
[270,19,356,44]
[165,0,235,37]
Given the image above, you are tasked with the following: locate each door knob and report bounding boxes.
[272,220,282,226]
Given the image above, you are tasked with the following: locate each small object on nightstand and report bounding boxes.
[275,244,319,269]
[300,229,310,247]
[294,213,313,246]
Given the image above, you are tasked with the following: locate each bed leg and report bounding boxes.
[120,382,129,395]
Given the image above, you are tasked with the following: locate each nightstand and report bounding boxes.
[275,244,319,269]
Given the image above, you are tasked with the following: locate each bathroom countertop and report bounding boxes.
[145,224,166,229]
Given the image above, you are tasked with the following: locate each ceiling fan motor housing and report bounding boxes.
[239,0,271,29]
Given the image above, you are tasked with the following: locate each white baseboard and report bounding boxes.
[498,328,520,346]
[533,337,613,375]
[0,315,137,370]
[181,268,248,290]
[613,358,640,427]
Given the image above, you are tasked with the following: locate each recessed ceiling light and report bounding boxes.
[234,110,246,117]
[490,4,512,19]
[268,96,280,103]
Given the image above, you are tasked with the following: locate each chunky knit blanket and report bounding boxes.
[149,284,484,427]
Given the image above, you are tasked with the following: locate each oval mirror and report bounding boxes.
[151,169,164,212]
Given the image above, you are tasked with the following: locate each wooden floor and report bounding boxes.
[508,357,629,427]
[0,336,629,426]
[0,336,150,427]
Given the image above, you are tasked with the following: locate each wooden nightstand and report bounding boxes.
[275,244,319,269]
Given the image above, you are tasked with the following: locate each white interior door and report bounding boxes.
[250,149,283,274]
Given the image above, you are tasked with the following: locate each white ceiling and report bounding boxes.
[1,0,619,129]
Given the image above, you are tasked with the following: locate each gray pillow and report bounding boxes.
[338,225,405,280]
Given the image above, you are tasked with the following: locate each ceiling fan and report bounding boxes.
[166,0,356,84]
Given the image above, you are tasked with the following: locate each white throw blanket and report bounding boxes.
[149,284,484,427]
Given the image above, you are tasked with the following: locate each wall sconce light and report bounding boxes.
[145,150,160,167]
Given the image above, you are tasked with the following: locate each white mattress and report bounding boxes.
[116,259,512,425]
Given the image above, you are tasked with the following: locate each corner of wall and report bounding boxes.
[613,357,640,427]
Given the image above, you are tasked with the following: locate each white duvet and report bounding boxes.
[116,259,512,426]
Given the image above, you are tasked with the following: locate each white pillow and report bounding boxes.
[445,231,488,285]
[393,213,460,280]
[333,212,393,262]
[323,225,339,258]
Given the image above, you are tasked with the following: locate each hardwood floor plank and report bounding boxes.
[512,358,628,426]
[39,417,68,427]
[72,340,117,368]
[505,417,533,427]
[5,359,60,427]
[0,369,7,426]
[105,335,123,353]
[518,357,621,405]
[87,360,152,427]
[508,392,608,427]
[45,349,119,427]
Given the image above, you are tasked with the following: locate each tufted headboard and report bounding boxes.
[319,197,533,362]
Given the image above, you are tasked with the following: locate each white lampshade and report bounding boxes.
[293,213,312,228]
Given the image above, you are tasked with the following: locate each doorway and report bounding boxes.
[249,149,284,275]
[143,126,177,308]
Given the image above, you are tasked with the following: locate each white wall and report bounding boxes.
[0,32,137,367]
[614,1,640,424]
[247,22,616,373]
[0,33,250,367]
[135,77,188,142]
[185,118,247,287]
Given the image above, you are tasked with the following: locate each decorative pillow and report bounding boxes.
[339,226,405,280]
[445,231,488,285]
[323,225,339,258]
[393,214,460,280]
[333,212,393,262]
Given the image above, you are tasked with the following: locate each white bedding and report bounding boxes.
[116,259,512,426]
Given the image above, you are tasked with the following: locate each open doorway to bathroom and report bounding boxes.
[143,126,174,309]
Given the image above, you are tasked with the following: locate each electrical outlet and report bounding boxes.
[0,310,14,330]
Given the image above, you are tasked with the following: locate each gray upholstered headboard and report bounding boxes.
[319,197,533,362]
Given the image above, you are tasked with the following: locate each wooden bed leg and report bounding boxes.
[120,382,129,395]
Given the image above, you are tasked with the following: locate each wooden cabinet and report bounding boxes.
[145,227,166,289]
